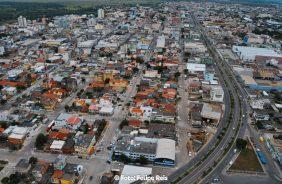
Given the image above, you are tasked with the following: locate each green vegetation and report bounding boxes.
[95,119,107,140]
[256,121,264,130]
[236,138,247,150]
[0,160,8,173]
[1,171,35,184]
[230,140,263,172]
[0,0,163,24]
[138,155,148,165]
[119,119,129,129]
[29,156,38,166]
[119,153,131,164]
[35,133,48,150]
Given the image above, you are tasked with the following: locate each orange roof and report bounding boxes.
[52,170,64,179]
[0,128,4,133]
[128,119,142,127]
[48,131,68,140]
[0,80,27,87]
[67,117,81,125]
[131,108,143,114]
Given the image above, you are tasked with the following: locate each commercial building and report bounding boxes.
[114,137,175,166]
[232,46,282,62]
[186,63,206,74]
[18,16,27,28]
[98,9,105,19]
[119,165,152,184]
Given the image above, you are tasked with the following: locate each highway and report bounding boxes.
[197,13,282,184]
[165,10,247,184]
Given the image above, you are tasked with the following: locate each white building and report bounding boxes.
[156,35,166,48]
[232,46,282,62]
[184,42,207,54]
[210,85,224,103]
[0,46,4,56]
[98,9,105,19]
[119,165,152,184]
[186,63,206,74]
[18,16,27,28]
[87,18,96,27]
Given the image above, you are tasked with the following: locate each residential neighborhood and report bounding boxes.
[0,1,281,184]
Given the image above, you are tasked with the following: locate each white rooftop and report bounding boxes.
[119,165,152,184]
[50,140,65,150]
[187,63,206,72]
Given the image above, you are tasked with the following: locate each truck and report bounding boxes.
[256,151,267,164]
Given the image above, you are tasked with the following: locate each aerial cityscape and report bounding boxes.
[0,0,281,184]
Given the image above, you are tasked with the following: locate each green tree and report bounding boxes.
[1,177,9,184]
[0,122,8,129]
[132,67,139,73]
[82,123,89,134]
[35,133,48,150]
[119,119,129,129]
[174,72,181,78]
[138,156,148,165]
[29,156,38,166]
[120,154,131,164]
[64,105,70,112]
[136,57,144,63]
[104,78,110,84]
[236,138,247,150]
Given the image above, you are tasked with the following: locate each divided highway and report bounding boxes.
[165,12,247,184]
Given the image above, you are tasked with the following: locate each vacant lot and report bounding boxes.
[230,141,263,172]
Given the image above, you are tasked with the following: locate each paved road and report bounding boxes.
[165,10,245,184]
[196,14,282,184]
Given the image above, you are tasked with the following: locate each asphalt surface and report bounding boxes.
[165,11,245,184]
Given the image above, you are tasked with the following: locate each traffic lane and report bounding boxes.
[180,93,240,184]
[220,173,280,184]
[247,125,282,180]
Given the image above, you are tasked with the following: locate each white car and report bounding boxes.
[188,152,192,157]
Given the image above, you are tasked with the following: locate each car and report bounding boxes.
[106,160,111,164]
[213,178,219,182]
[188,152,192,157]
[256,148,260,152]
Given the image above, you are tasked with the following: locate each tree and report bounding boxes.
[35,133,48,150]
[132,67,139,73]
[81,77,86,84]
[29,156,38,166]
[16,86,25,91]
[82,123,89,134]
[236,138,247,150]
[104,78,110,84]
[136,57,144,63]
[119,119,129,129]
[120,154,131,164]
[138,156,148,165]
[0,121,8,129]
[1,177,9,184]
[174,72,180,78]
[64,105,70,112]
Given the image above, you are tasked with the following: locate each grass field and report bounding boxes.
[230,141,263,172]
